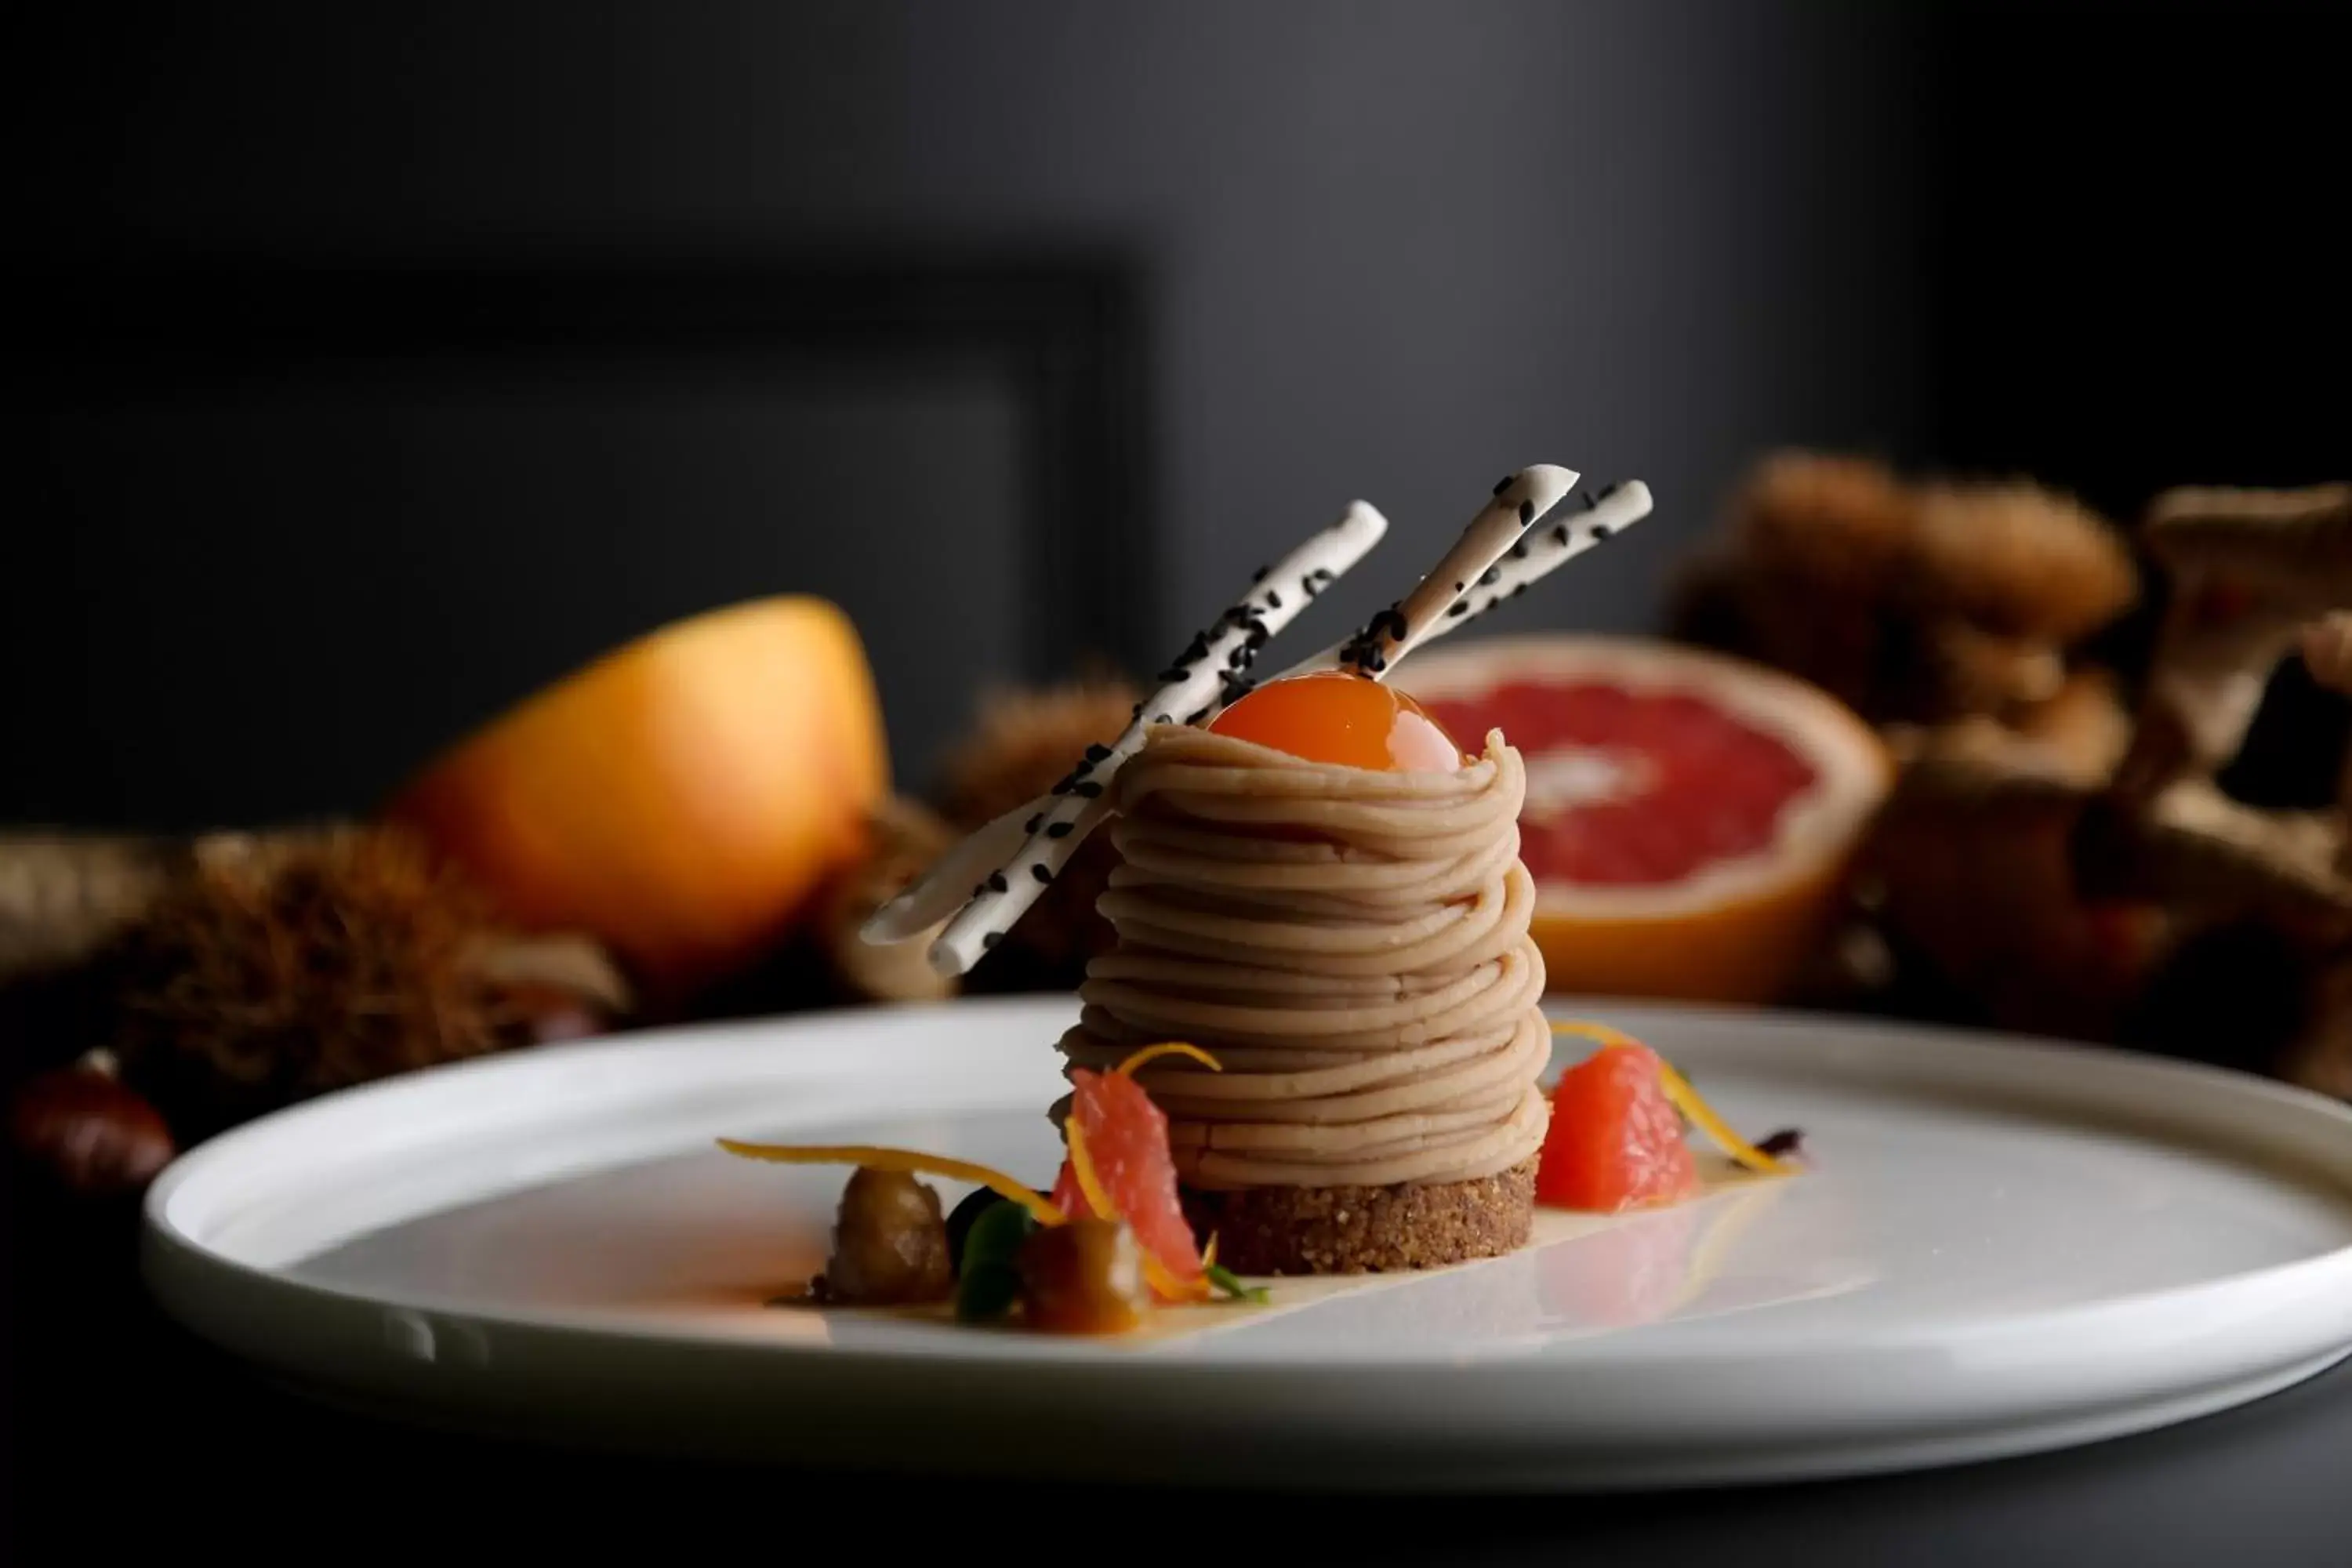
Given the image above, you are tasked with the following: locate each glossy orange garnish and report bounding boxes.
[1209,670,1468,771]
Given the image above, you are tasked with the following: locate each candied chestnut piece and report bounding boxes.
[8,1064,176,1196]
[822,1166,953,1305]
[1016,1217,1151,1334]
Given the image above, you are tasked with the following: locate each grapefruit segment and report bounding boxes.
[1402,636,1890,1004]
[1054,1067,1206,1292]
[1536,1040,1700,1211]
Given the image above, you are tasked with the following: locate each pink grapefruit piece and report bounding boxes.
[1402,636,1891,1004]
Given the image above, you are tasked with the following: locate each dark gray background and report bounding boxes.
[16,2,2343,826]
[21,1,1938,822]
[8,3,2352,1558]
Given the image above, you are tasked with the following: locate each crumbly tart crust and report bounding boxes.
[1182,1157,1536,1275]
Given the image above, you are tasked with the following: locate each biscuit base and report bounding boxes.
[1181,1157,1537,1276]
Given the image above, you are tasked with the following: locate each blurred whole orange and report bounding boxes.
[387,597,887,1000]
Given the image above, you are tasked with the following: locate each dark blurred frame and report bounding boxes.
[20,251,1157,684]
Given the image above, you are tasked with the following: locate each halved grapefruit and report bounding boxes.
[1403,636,1891,1004]
[386,597,888,1001]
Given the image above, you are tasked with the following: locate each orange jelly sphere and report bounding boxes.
[1209,670,1469,771]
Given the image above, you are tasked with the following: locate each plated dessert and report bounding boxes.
[1072,690,1551,1273]
[728,463,1794,1330]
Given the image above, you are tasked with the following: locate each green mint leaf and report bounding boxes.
[1203,1262,1271,1304]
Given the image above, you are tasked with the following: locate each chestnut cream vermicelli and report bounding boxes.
[1056,724,1552,1190]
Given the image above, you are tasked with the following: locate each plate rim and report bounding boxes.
[143,995,2352,1370]
[138,997,2352,1487]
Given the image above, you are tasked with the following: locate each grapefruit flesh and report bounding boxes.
[1403,636,1890,1004]
[1051,1068,1205,1286]
[1454,680,1817,887]
[1536,1040,1700,1212]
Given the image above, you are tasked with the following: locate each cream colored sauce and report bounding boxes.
[1057,724,1552,1189]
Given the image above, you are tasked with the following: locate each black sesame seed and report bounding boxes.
[1478,565,1501,587]
[1517,499,1534,524]
[972,882,987,898]
[1596,480,1625,499]
[1152,713,1172,724]
[1510,539,1529,559]
[1578,488,1598,509]
[1552,523,1571,545]
[1186,706,1212,724]
[982,931,1002,949]
[1512,582,1529,598]
[986,871,1009,894]
[1051,775,1073,795]
[1031,864,1052,884]
[1025,813,1044,833]
[1446,601,1469,618]
[1493,476,1512,495]
[1156,668,1188,684]
[1251,564,1269,583]
[1083,743,1112,763]
[1265,590,1282,610]
[1454,581,1465,593]
[1073,780,1104,797]
[1046,820,1074,838]
[1591,522,1614,539]
[1302,576,1320,599]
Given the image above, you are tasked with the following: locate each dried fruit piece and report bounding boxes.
[822,1167,952,1306]
[1016,1218,1150,1334]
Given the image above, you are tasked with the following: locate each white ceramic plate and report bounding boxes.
[143,997,2352,1490]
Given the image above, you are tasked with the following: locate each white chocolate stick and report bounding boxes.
[1269,479,1651,685]
[1322,465,1580,681]
[857,799,1036,944]
[868,466,1641,972]
[873,503,1392,971]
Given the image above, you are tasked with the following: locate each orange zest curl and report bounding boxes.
[716,1140,1066,1225]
